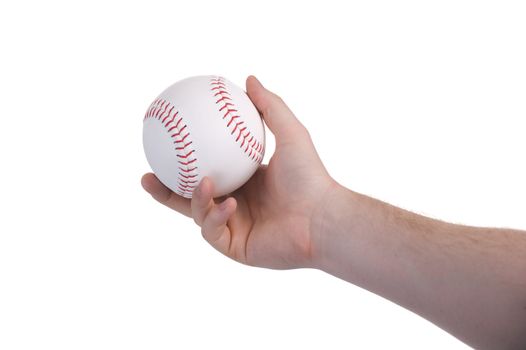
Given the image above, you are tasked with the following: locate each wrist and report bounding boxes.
[309,181,357,271]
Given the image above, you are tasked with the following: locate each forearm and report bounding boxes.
[311,185,526,349]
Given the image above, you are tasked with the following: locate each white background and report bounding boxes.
[0,1,524,349]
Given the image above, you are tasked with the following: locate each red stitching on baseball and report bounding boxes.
[223,109,238,118]
[146,99,160,119]
[210,76,264,163]
[210,81,226,86]
[155,101,167,118]
[144,98,198,197]
[240,131,250,148]
[216,96,231,104]
[175,141,192,150]
[231,121,244,135]
[219,103,234,112]
[214,90,230,97]
[236,127,247,142]
[178,158,197,166]
[179,172,198,179]
[179,166,197,173]
[179,178,198,184]
[171,125,187,138]
[174,133,190,143]
[162,107,176,124]
[158,103,169,120]
[227,115,240,126]
[177,150,195,159]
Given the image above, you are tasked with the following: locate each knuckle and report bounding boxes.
[294,123,311,141]
[191,208,203,226]
[298,123,310,136]
[272,94,284,105]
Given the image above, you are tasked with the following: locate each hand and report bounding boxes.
[141,76,338,269]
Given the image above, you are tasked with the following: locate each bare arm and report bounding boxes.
[142,76,526,349]
[311,186,526,349]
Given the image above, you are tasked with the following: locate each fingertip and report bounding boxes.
[141,173,151,192]
[246,75,266,104]
[192,177,215,219]
[141,173,159,193]
[198,177,213,198]
[218,197,237,213]
[247,75,263,89]
[227,197,237,210]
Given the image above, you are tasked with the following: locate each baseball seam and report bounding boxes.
[144,99,198,197]
[210,77,264,163]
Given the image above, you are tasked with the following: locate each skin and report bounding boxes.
[141,76,526,349]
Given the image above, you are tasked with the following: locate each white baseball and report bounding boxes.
[143,75,265,198]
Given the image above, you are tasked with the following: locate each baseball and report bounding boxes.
[143,75,265,199]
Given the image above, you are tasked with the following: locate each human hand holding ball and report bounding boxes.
[143,75,265,198]
[142,76,335,268]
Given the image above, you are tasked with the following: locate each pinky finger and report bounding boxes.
[201,197,237,255]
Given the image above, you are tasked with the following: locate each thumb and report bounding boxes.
[246,75,305,144]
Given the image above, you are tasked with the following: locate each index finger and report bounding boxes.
[141,173,192,217]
